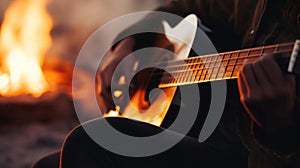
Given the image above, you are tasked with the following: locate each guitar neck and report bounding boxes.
[158,42,295,88]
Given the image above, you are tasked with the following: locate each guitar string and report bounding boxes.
[153,66,242,85]
[148,49,293,79]
[155,56,289,84]
[156,65,242,83]
[154,50,292,72]
[149,54,293,86]
[115,43,294,87]
[149,43,294,66]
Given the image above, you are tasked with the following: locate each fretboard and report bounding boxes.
[158,42,294,88]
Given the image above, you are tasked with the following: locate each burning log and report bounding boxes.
[0,58,77,124]
[0,91,74,125]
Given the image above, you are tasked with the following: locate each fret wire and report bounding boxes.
[202,60,208,81]
[184,59,191,83]
[208,55,215,79]
[185,59,192,82]
[199,57,208,80]
[223,53,232,78]
[179,60,185,83]
[203,55,213,80]
[230,52,240,78]
[260,46,265,60]
[181,60,186,83]
[246,48,251,60]
[185,59,192,83]
[208,55,217,80]
[261,46,265,55]
[187,59,195,82]
[184,60,189,83]
[177,60,183,83]
[197,58,204,81]
[195,57,201,81]
[275,43,279,52]
[195,58,201,81]
[193,58,200,82]
[214,53,225,80]
[189,58,197,82]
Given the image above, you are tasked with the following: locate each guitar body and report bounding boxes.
[119,14,199,126]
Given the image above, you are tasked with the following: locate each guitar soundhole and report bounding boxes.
[129,67,170,110]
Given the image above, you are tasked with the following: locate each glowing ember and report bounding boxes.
[0,0,53,97]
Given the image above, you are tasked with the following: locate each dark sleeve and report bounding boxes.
[238,97,300,168]
[113,0,240,51]
[148,0,237,31]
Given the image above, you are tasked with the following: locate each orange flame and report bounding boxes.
[104,87,177,127]
[0,0,52,97]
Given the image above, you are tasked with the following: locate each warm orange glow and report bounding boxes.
[0,0,53,97]
[103,106,121,118]
[104,87,177,126]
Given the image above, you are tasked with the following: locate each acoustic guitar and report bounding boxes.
[104,14,300,128]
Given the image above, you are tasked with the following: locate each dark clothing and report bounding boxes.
[119,0,300,48]
[112,0,300,167]
[60,117,248,168]
[34,0,300,167]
